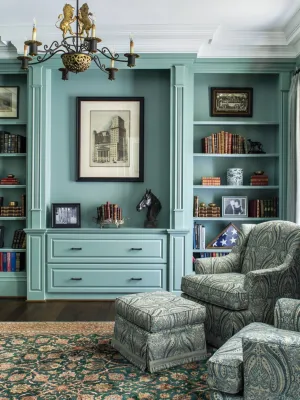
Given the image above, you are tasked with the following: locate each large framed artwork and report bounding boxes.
[210,87,253,117]
[76,97,144,182]
[0,86,19,119]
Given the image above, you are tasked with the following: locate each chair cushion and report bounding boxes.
[181,273,248,310]
[115,291,206,333]
[241,221,300,274]
[207,322,270,394]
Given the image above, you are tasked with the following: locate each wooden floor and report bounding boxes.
[0,299,116,321]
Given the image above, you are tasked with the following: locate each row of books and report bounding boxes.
[201,131,248,154]
[97,202,123,221]
[248,198,279,218]
[193,252,230,259]
[11,229,26,249]
[0,195,26,217]
[0,252,25,272]
[202,177,221,186]
[250,175,269,186]
[0,131,26,153]
[193,223,206,249]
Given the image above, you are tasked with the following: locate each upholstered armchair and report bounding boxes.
[208,298,300,399]
[181,221,300,347]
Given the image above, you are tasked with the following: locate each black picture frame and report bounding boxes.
[0,86,19,119]
[0,225,4,248]
[76,97,144,182]
[51,203,81,228]
[210,88,253,117]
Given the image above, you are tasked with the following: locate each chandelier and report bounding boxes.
[17,1,139,81]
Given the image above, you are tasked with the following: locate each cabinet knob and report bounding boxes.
[130,248,142,251]
[70,247,82,250]
[70,277,82,281]
[130,278,142,281]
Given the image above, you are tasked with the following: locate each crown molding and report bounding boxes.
[285,8,300,45]
[0,37,17,59]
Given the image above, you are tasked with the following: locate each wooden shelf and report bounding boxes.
[193,153,279,158]
[193,185,279,190]
[0,154,26,157]
[0,248,26,252]
[0,185,26,188]
[193,249,231,253]
[193,217,279,221]
[0,120,27,125]
[193,121,279,126]
[0,217,26,220]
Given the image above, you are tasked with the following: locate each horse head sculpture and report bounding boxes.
[136,189,162,228]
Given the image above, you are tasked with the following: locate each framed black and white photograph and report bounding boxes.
[210,88,253,117]
[76,97,144,182]
[51,203,81,228]
[0,87,19,119]
[222,196,248,217]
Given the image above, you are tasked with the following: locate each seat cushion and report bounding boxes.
[115,291,206,333]
[207,322,270,394]
[181,273,248,310]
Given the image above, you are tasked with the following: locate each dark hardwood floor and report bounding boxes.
[0,299,116,321]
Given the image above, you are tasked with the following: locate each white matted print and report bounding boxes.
[77,97,144,182]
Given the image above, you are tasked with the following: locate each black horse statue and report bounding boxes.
[136,189,162,228]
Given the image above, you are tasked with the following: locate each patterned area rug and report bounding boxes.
[0,322,211,400]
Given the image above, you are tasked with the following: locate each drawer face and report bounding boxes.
[47,234,167,263]
[47,264,166,293]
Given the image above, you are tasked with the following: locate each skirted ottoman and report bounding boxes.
[111,291,207,372]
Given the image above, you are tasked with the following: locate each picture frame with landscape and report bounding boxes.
[0,86,19,119]
[222,196,248,217]
[76,97,144,182]
[51,203,81,228]
[210,87,253,117]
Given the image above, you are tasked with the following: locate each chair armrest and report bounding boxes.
[274,298,300,332]
[194,252,241,274]
[195,223,255,274]
[242,328,300,399]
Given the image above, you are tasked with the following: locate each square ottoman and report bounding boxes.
[111,291,207,372]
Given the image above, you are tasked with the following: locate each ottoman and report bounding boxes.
[111,291,207,372]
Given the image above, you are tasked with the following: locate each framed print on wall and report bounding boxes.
[0,86,19,119]
[51,203,81,228]
[76,97,144,182]
[210,87,253,117]
[222,196,248,217]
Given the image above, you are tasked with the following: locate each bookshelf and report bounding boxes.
[0,72,27,295]
[193,73,281,259]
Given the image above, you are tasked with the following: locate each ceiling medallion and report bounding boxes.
[17,1,139,80]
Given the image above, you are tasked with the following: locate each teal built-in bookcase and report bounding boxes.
[0,55,295,299]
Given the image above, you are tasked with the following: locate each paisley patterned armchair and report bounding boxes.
[181,221,300,347]
[208,298,300,399]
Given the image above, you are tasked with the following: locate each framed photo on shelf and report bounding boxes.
[210,87,253,117]
[0,86,19,119]
[51,203,81,228]
[76,97,144,182]
[222,196,248,217]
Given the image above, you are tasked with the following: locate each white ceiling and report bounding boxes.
[1,0,300,58]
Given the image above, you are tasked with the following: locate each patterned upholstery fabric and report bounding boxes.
[182,221,300,347]
[210,390,243,400]
[115,291,206,332]
[181,273,248,310]
[207,298,300,399]
[112,291,207,372]
[274,297,300,332]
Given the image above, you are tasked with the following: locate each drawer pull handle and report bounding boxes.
[130,278,142,281]
[70,277,82,281]
[131,248,142,251]
[70,247,82,250]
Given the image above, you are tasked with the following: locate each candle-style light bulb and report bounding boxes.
[32,17,37,41]
[91,17,96,38]
[24,37,28,56]
[129,34,134,54]
[111,48,115,68]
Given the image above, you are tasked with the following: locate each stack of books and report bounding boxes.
[11,229,26,249]
[202,177,221,186]
[198,204,221,218]
[250,174,268,186]
[0,131,26,154]
[0,175,20,185]
[1,206,23,217]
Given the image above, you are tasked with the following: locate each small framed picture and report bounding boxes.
[210,88,253,117]
[51,203,81,228]
[222,196,248,217]
[0,87,19,119]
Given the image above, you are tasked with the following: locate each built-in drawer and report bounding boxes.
[47,264,167,293]
[47,234,167,263]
